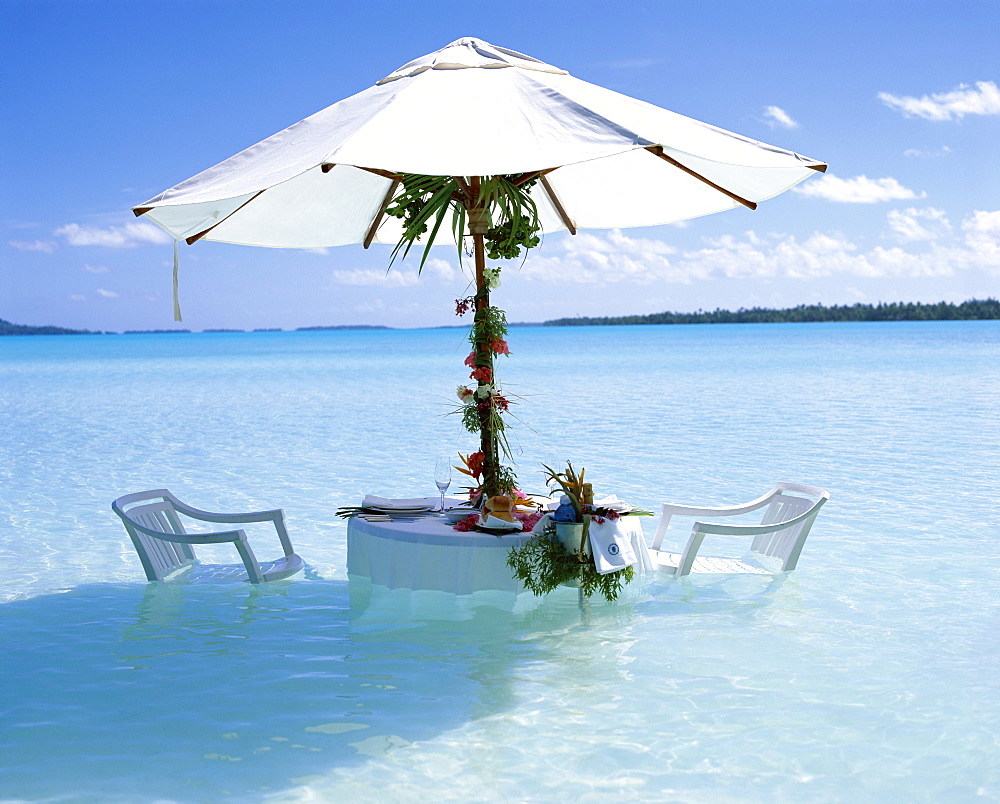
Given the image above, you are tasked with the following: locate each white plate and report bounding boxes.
[368,505,432,514]
[444,508,478,523]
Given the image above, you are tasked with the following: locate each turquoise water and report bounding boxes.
[1,322,997,802]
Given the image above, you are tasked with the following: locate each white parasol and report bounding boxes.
[134,37,826,250]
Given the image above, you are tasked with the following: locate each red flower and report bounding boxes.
[453,513,480,532]
[455,297,475,316]
[493,394,510,411]
[470,365,493,383]
[466,451,484,478]
[464,351,477,368]
[490,338,510,356]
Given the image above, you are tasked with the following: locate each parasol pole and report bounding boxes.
[467,176,500,499]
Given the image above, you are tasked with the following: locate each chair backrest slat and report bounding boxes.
[752,493,820,568]
[123,500,195,580]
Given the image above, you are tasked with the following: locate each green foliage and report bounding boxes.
[384,173,541,271]
[479,176,541,260]
[507,533,635,602]
[495,465,520,498]
[384,174,462,271]
[470,304,508,350]
[457,389,513,462]
[541,462,586,523]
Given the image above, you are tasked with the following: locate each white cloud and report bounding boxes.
[513,209,998,285]
[879,80,1000,121]
[793,174,926,203]
[903,145,952,159]
[56,221,171,248]
[423,257,460,281]
[8,239,57,253]
[962,210,1000,261]
[83,263,110,274]
[96,288,119,298]
[69,294,86,302]
[329,257,462,287]
[763,105,798,129]
[887,207,952,242]
[519,229,680,284]
[331,268,419,287]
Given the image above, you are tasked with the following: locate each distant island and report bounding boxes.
[122,329,191,334]
[0,319,388,336]
[295,324,390,331]
[0,319,101,336]
[3,299,997,336]
[543,298,999,326]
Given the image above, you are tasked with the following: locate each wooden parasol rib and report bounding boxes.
[540,175,576,235]
[645,146,757,210]
[184,190,267,245]
[363,179,400,249]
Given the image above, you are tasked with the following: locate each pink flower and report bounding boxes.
[490,338,510,356]
[515,511,544,531]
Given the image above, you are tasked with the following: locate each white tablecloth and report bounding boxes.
[347,510,652,594]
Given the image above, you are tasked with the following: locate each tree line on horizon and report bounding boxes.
[3,298,998,336]
[543,298,1000,327]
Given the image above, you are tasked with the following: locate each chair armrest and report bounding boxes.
[652,486,782,551]
[692,518,811,537]
[172,503,296,558]
[170,499,284,525]
[126,519,246,545]
[662,488,781,519]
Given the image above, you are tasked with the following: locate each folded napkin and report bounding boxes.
[481,513,523,531]
[362,495,434,510]
[593,495,631,512]
[588,517,638,574]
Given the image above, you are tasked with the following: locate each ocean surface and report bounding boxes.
[1,322,997,802]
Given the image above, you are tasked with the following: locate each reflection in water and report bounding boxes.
[0,574,789,801]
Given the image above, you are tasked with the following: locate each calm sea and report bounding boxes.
[1,322,997,802]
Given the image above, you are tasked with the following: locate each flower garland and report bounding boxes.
[455,288,519,497]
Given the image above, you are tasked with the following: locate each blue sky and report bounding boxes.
[2,0,997,331]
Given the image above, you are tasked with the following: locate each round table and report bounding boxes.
[347,513,652,594]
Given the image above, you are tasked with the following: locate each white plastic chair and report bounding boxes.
[649,482,829,576]
[112,489,304,583]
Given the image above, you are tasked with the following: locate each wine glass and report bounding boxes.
[434,456,452,514]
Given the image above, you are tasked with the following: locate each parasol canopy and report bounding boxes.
[133,36,826,249]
